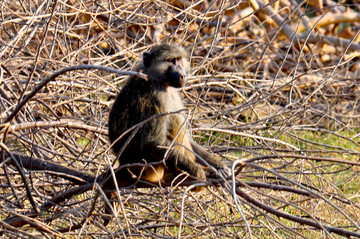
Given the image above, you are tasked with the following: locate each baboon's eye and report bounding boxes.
[168,57,181,65]
[167,58,176,64]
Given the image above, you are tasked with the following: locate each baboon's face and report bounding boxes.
[143,44,190,88]
[166,56,189,88]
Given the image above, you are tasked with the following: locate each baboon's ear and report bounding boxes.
[143,52,151,68]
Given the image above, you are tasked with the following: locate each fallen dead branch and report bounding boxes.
[1,0,359,237]
[2,150,360,238]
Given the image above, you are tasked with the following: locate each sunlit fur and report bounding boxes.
[108,44,227,190]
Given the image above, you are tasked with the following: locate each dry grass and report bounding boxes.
[0,0,359,238]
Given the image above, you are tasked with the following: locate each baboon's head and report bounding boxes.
[143,44,190,88]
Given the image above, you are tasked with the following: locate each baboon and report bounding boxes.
[108,44,228,189]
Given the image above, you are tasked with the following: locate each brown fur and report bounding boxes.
[108,44,227,190]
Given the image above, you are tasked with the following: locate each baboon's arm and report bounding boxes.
[147,142,205,179]
[190,141,228,170]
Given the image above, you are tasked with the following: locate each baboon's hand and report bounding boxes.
[218,166,232,178]
[206,164,231,179]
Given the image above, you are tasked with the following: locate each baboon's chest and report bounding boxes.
[164,88,183,111]
[158,88,188,143]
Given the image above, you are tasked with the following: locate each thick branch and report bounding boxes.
[235,185,360,238]
[2,152,96,184]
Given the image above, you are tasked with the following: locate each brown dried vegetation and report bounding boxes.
[0,0,360,238]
